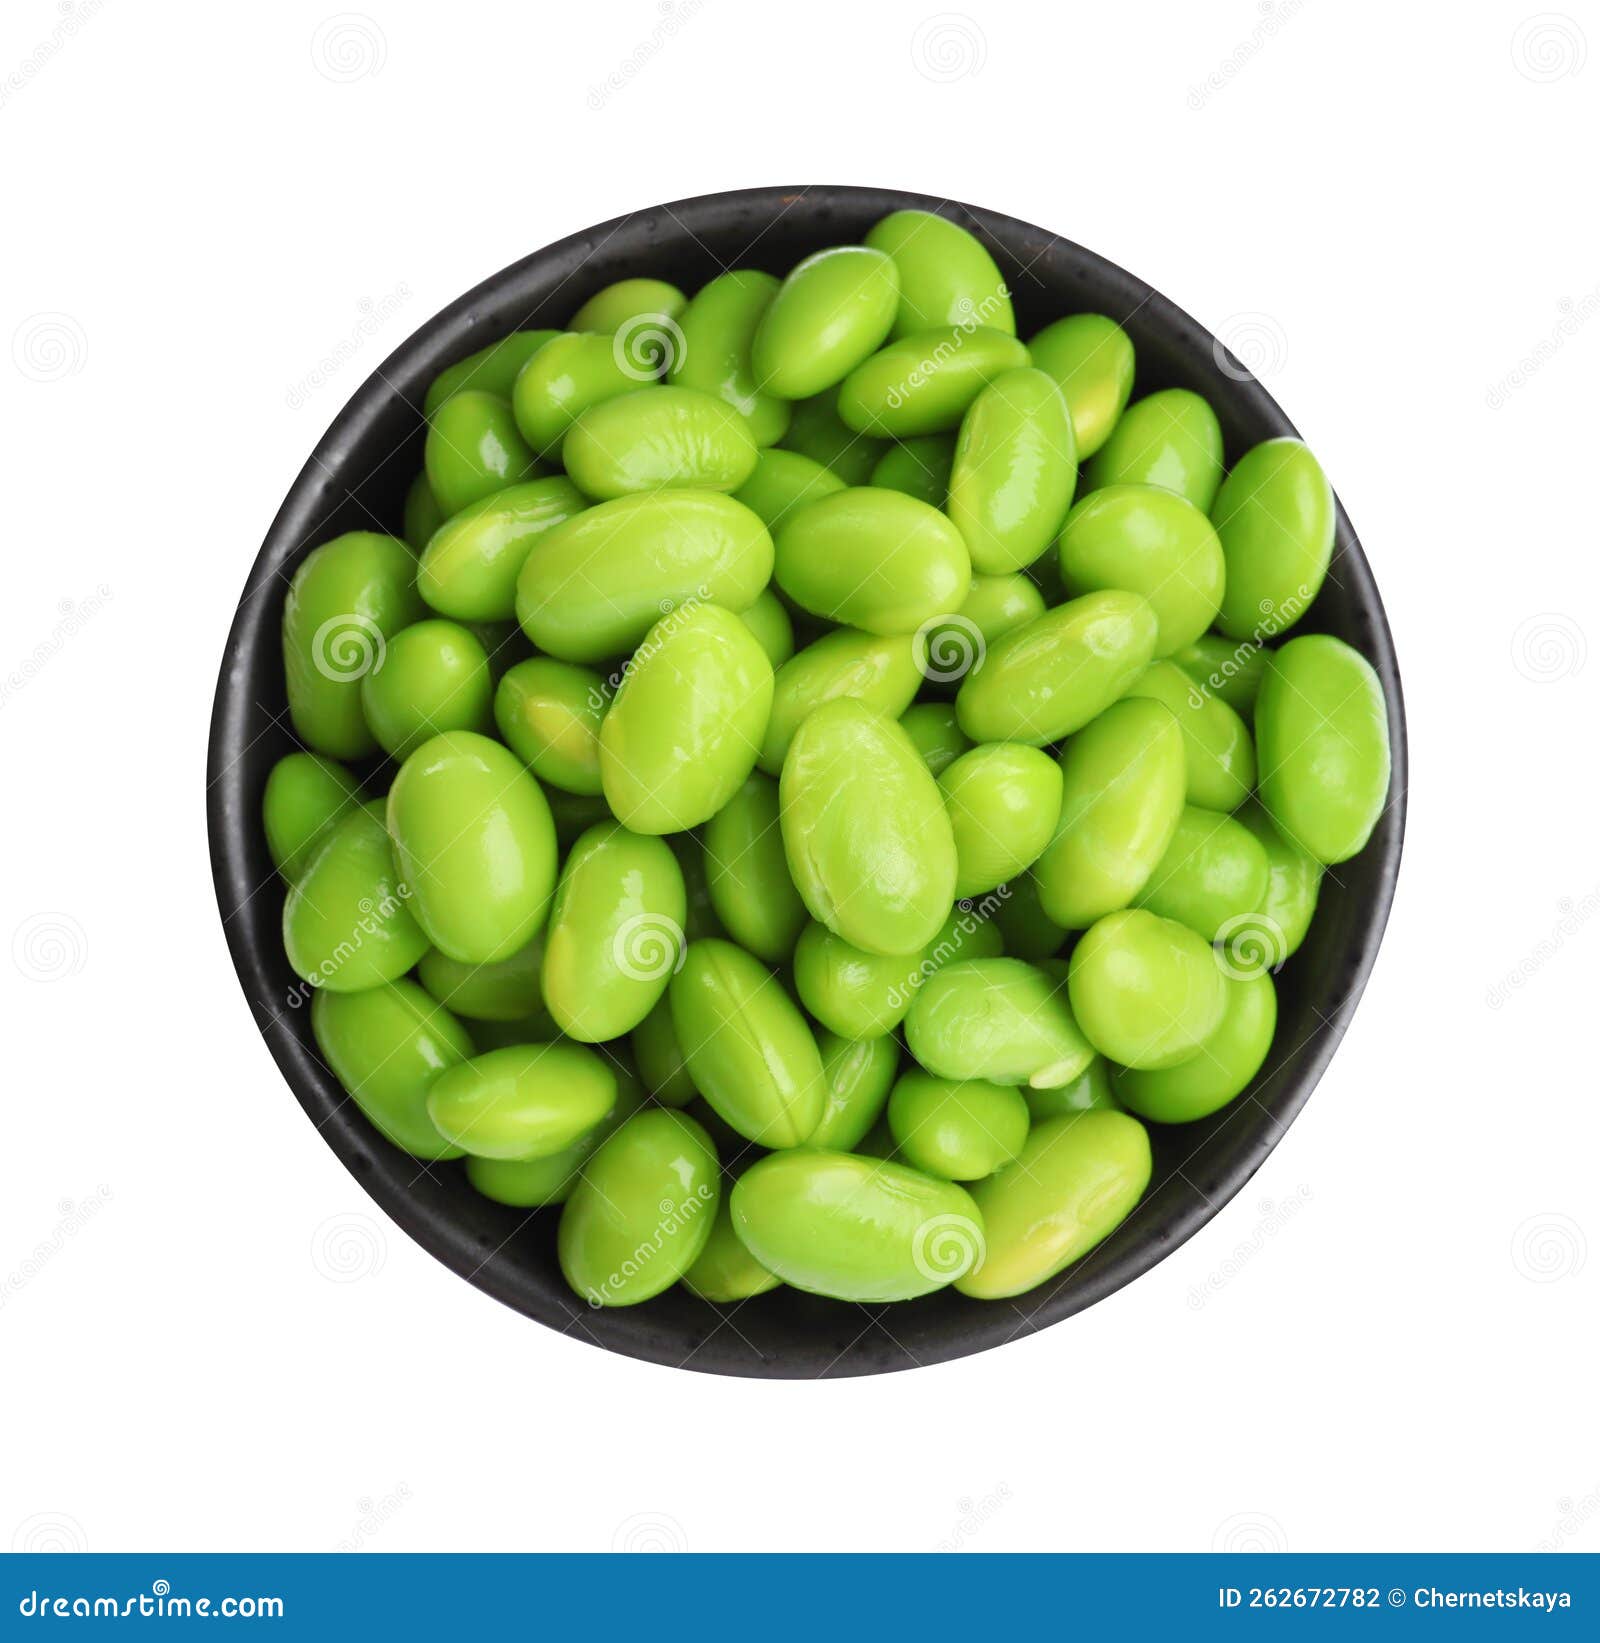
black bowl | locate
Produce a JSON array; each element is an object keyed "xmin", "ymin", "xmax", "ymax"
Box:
[{"xmin": 207, "ymin": 184, "xmax": 1407, "ymax": 1377}]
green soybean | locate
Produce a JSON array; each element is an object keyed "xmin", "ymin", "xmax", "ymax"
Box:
[
  {"xmin": 263, "ymin": 752, "xmax": 361, "ymax": 880},
  {"xmin": 905, "ymin": 957, "xmax": 1094, "ymax": 1089},
  {"xmin": 1122, "ymin": 659, "xmax": 1256, "ymax": 812},
  {"xmin": 417, "ymin": 476, "xmax": 586, "ymax": 621},
  {"xmin": 1171, "ymin": 634, "xmax": 1268, "ymax": 716},
  {"xmin": 947, "ymin": 367, "xmax": 1078, "ymax": 573},
  {"xmin": 791, "ymin": 919, "xmax": 927, "ymax": 1041},
  {"xmin": 387, "ymin": 730, "xmax": 557, "ymax": 964},
  {"xmin": 1067, "ymin": 908, "xmax": 1227, "ymax": 1069},
  {"xmin": 569, "ymin": 277, "xmax": 687, "ymax": 336},
  {"xmin": 1211, "ymin": 437, "xmax": 1334, "ymax": 641},
  {"xmin": 493, "ymin": 657, "xmax": 608, "ymax": 796},
  {"xmin": 733, "ymin": 587, "xmax": 795, "ymax": 668},
  {"xmin": 669, "ymin": 269, "xmax": 791, "ymax": 447},
  {"xmin": 283, "ymin": 802, "xmax": 429, "ymax": 991},
  {"xmin": 775, "ymin": 486, "xmax": 971, "ymax": 635},
  {"xmin": 1255, "ymin": 634, "xmax": 1390, "ymax": 864},
  {"xmin": 704, "ymin": 773, "xmax": 807, "ymax": 963},
  {"xmin": 465, "ymin": 1073, "xmax": 647, "ymax": 1208},
  {"xmin": 563, "ymin": 384, "xmax": 759, "ymax": 500},
  {"xmin": 1057, "ymin": 484, "xmax": 1225, "ymax": 655},
  {"xmin": 403, "ymin": 472, "xmax": 445, "ymax": 550},
  {"xmin": 425, "ymin": 389, "xmax": 539, "ymax": 516},
  {"xmin": 418, "ymin": 932, "xmax": 553, "ymax": 1029},
  {"xmin": 311, "ymin": 981, "xmax": 470, "ymax": 1160},
  {"xmin": 1115, "ymin": 971, "xmax": 1277, "ymax": 1124},
  {"xmin": 558, "ymin": 1108, "xmax": 719, "ymax": 1306},
  {"xmin": 669, "ymin": 938, "xmax": 825, "ymax": 1147},
  {"xmin": 1234, "ymin": 801, "xmax": 1322, "ymax": 968},
  {"xmin": 427, "ymin": 1041, "xmax": 617, "ymax": 1160},
  {"xmin": 515, "ymin": 489, "xmax": 772, "ymax": 663},
  {"xmin": 888, "ymin": 1072, "xmax": 1030, "ymax": 1181},
  {"xmin": 1084, "ymin": 387, "xmax": 1224, "ymax": 511},
  {"xmin": 864, "ymin": 208, "xmax": 1015, "ymax": 339},
  {"xmin": 752, "ymin": 246, "xmax": 900, "ymax": 398},
  {"xmin": 542, "ymin": 822, "xmax": 687, "ymax": 1041},
  {"xmin": 869, "ymin": 434, "xmax": 955, "ymax": 507},
  {"xmin": 780, "ymin": 698, "xmax": 958, "ymax": 957},
  {"xmin": 1026, "ymin": 314, "xmax": 1136, "ymax": 460},
  {"xmin": 836, "ymin": 325, "xmax": 1031, "ymax": 437},
  {"xmin": 731, "ymin": 1150, "xmax": 985, "ymax": 1302},
  {"xmin": 733, "ymin": 447, "xmax": 847, "ymax": 530},
  {"xmin": 511, "ymin": 330, "xmax": 654, "ymax": 456},
  {"xmin": 629, "ymin": 994, "xmax": 699, "ymax": 1108},
  {"xmin": 810, "ymin": 1031, "xmax": 900, "ymax": 1150},
  {"xmin": 599, "ymin": 602, "xmax": 773, "ymax": 834},
  {"xmin": 900, "ymin": 701, "xmax": 972, "ymax": 775},
  {"xmin": 988, "ymin": 873, "xmax": 1069, "ymax": 961},
  {"xmin": 283, "ymin": 531, "xmax": 424, "ymax": 760},
  {"xmin": 1134, "ymin": 804, "xmax": 1271, "ymax": 942},
  {"xmin": 760, "ymin": 628, "xmax": 922, "ymax": 774},
  {"xmin": 778, "ymin": 392, "xmax": 885, "ymax": 483},
  {"xmin": 1024, "ymin": 1054, "xmax": 1118, "ymax": 1123},
  {"xmin": 939, "ymin": 743, "xmax": 1063, "ymax": 899},
  {"xmin": 1033, "ymin": 697, "xmax": 1186, "ymax": 929},
  {"xmin": 956, "ymin": 590, "xmax": 1158, "ymax": 746},
  {"xmin": 359, "ymin": 618, "xmax": 491, "ymax": 758},
  {"xmin": 425, "ymin": 329, "xmax": 561, "ymax": 416},
  {"xmin": 955, "ymin": 1110, "xmax": 1151, "ymax": 1299},
  {"xmin": 682, "ymin": 1185, "xmax": 781, "ymax": 1303}
]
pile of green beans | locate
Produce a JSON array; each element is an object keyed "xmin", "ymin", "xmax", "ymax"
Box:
[{"xmin": 267, "ymin": 209, "xmax": 1391, "ymax": 1313}]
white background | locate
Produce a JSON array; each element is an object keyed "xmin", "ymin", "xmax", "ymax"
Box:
[{"xmin": 3, "ymin": 0, "xmax": 1596, "ymax": 1556}]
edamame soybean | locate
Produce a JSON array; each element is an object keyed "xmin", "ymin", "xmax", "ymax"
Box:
[
  {"xmin": 1122, "ymin": 659, "xmax": 1256, "ymax": 812},
  {"xmin": 1115, "ymin": 971, "xmax": 1277, "ymax": 1124},
  {"xmin": 939, "ymin": 742, "xmax": 1063, "ymax": 898},
  {"xmin": 836, "ymin": 325, "xmax": 1031, "ymax": 437},
  {"xmin": 887, "ymin": 1071, "xmax": 1030, "ymax": 1181},
  {"xmin": 515, "ymin": 489, "xmax": 772, "ymax": 663},
  {"xmin": 731, "ymin": 1150, "xmax": 985, "ymax": 1302},
  {"xmin": 387, "ymin": 730, "xmax": 557, "ymax": 964},
  {"xmin": 864, "ymin": 208, "xmax": 1015, "ymax": 338},
  {"xmin": 1255, "ymin": 634, "xmax": 1390, "ymax": 864},
  {"xmin": 759, "ymin": 628, "xmax": 922, "ymax": 774},
  {"xmin": 599, "ymin": 602, "xmax": 774, "ymax": 834},
  {"xmin": 541, "ymin": 822, "xmax": 687, "ymax": 1041},
  {"xmin": 311, "ymin": 981, "xmax": 471, "ymax": 1160},
  {"xmin": 1133, "ymin": 803, "xmax": 1271, "ymax": 943},
  {"xmin": 905, "ymin": 957, "xmax": 1094, "ymax": 1089},
  {"xmin": 425, "ymin": 389, "xmax": 539, "ymax": 516},
  {"xmin": 563, "ymin": 385, "xmax": 759, "ymax": 499},
  {"xmin": 1067, "ymin": 908, "xmax": 1227, "ymax": 1069},
  {"xmin": 774, "ymin": 486, "xmax": 970, "ymax": 636},
  {"xmin": 494, "ymin": 657, "xmax": 609, "ymax": 796},
  {"xmin": 955, "ymin": 1110, "xmax": 1152, "ymax": 1299},
  {"xmin": 1026, "ymin": 314, "xmax": 1136, "ymax": 459},
  {"xmin": 558, "ymin": 1108, "xmax": 719, "ymax": 1307},
  {"xmin": 703, "ymin": 773, "xmax": 807, "ymax": 963},
  {"xmin": 1084, "ymin": 387, "xmax": 1224, "ymax": 511},
  {"xmin": 669, "ymin": 269, "xmax": 791, "ymax": 447},
  {"xmin": 669, "ymin": 938, "xmax": 824, "ymax": 1147},
  {"xmin": 418, "ymin": 475, "xmax": 585, "ymax": 621},
  {"xmin": 511, "ymin": 330, "xmax": 653, "ymax": 456},
  {"xmin": 810, "ymin": 1031, "xmax": 900, "ymax": 1150},
  {"xmin": 780, "ymin": 698, "xmax": 957, "ymax": 957},
  {"xmin": 426, "ymin": 1041, "xmax": 617, "ymax": 1160},
  {"xmin": 956, "ymin": 590, "xmax": 1158, "ymax": 746},
  {"xmin": 752, "ymin": 246, "xmax": 900, "ymax": 398},
  {"xmin": 262, "ymin": 752, "xmax": 361, "ymax": 880},
  {"xmin": 359, "ymin": 618, "xmax": 492, "ymax": 758}
]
